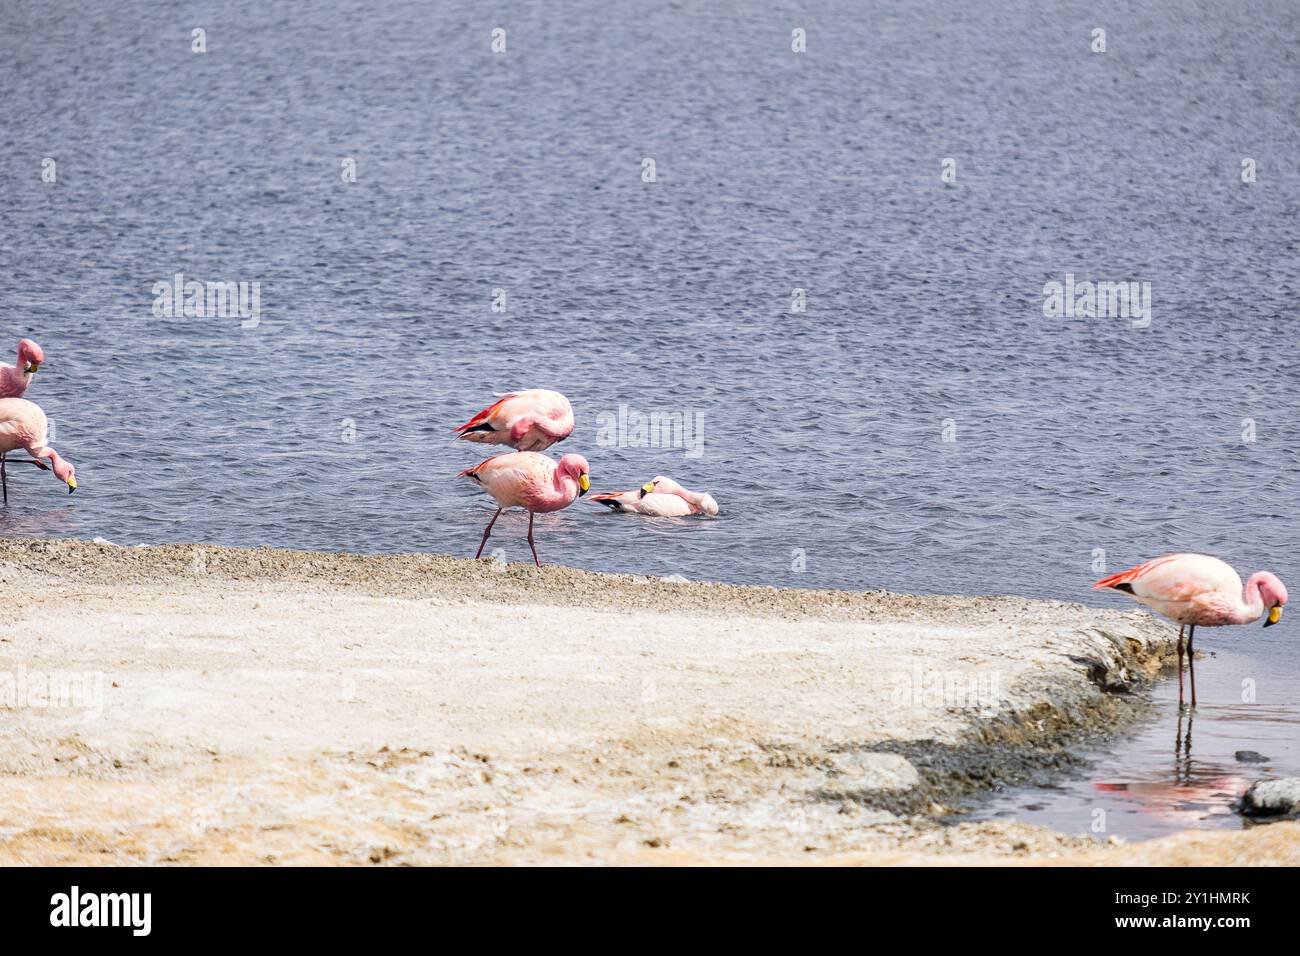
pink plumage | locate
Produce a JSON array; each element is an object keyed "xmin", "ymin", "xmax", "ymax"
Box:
[
  {"xmin": 640, "ymin": 476, "xmax": 719, "ymax": 516},
  {"xmin": 0, "ymin": 397, "xmax": 77, "ymax": 497},
  {"xmin": 590, "ymin": 489, "xmax": 692, "ymax": 516},
  {"xmin": 0, "ymin": 339, "xmax": 45, "ymax": 399},
  {"xmin": 1094, "ymin": 552, "xmax": 1286, "ymax": 627},
  {"xmin": 453, "ymin": 389, "xmax": 574, "ymax": 452},
  {"xmin": 590, "ymin": 482, "xmax": 710, "ymax": 517},
  {"xmin": 460, "ymin": 451, "xmax": 590, "ymax": 565},
  {"xmin": 1095, "ymin": 552, "xmax": 1287, "ymax": 707}
]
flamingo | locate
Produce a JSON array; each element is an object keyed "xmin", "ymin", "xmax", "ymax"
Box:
[
  {"xmin": 0, "ymin": 398, "xmax": 77, "ymax": 503},
  {"xmin": 1094, "ymin": 553, "xmax": 1287, "ymax": 708},
  {"xmin": 591, "ymin": 484, "xmax": 705, "ymax": 516},
  {"xmin": 637, "ymin": 476, "xmax": 719, "ymax": 516},
  {"xmin": 453, "ymin": 389, "xmax": 574, "ymax": 452},
  {"xmin": 0, "ymin": 339, "xmax": 44, "ymax": 399},
  {"xmin": 459, "ymin": 451, "xmax": 589, "ymax": 566}
]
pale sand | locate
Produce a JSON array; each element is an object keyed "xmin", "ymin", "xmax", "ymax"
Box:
[{"xmin": 0, "ymin": 538, "xmax": 1294, "ymax": 865}]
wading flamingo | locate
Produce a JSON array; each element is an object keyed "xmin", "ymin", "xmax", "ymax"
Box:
[
  {"xmin": 638, "ymin": 476, "xmax": 719, "ymax": 516},
  {"xmin": 0, "ymin": 398, "xmax": 77, "ymax": 503},
  {"xmin": 453, "ymin": 389, "xmax": 574, "ymax": 452},
  {"xmin": 0, "ymin": 339, "xmax": 44, "ymax": 399},
  {"xmin": 459, "ymin": 451, "xmax": 589, "ymax": 566},
  {"xmin": 1094, "ymin": 553, "xmax": 1287, "ymax": 708}
]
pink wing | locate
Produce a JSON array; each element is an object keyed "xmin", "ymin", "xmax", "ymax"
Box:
[
  {"xmin": 1095, "ymin": 553, "xmax": 1239, "ymax": 603},
  {"xmin": 1093, "ymin": 554, "xmax": 1182, "ymax": 591}
]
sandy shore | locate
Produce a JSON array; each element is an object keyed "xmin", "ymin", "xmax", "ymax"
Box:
[{"xmin": 0, "ymin": 537, "xmax": 1296, "ymax": 865}]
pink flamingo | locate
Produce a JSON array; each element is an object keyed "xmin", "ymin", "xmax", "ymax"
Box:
[
  {"xmin": 0, "ymin": 339, "xmax": 44, "ymax": 399},
  {"xmin": 453, "ymin": 389, "xmax": 574, "ymax": 452},
  {"xmin": 0, "ymin": 398, "xmax": 77, "ymax": 502},
  {"xmin": 459, "ymin": 451, "xmax": 589, "ymax": 566},
  {"xmin": 590, "ymin": 489, "xmax": 692, "ymax": 516},
  {"xmin": 1094, "ymin": 553, "xmax": 1287, "ymax": 708},
  {"xmin": 591, "ymin": 482, "xmax": 710, "ymax": 516},
  {"xmin": 636, "ymin": 476, "xmax": 719, "ymax": 516}
]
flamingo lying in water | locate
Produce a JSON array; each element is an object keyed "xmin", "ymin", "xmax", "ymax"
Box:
[
  {"xmin": 0, "ymin": 398, "xmax": 77, "ymax": 502},
  {"xmin": 0, "ymin": 339, "xmax": 44, "ymax": 399},
  {"xmin": 590, "ymin": 488, "xmax": 694, "ymax": 516},
  {"xmin": 640, "ymin": 476, "xmax": 718, "ymax": 516},
  {"xmin": 453, "ymin": 389, "xmax": 573, "ymax": 452},
  {"xmin": 1094, "ymin": 553, "xmax": 1287, "ymax": 708},
  {"xmin": 459, "ymin": 451, "xmax": 589, "ymax": 566},
  {"xmin": 591, "ymin": 478, "xmax": 719, "ymax": 517}
]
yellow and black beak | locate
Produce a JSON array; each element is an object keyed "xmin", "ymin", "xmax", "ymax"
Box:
[
  {"xmin": 639, "ymin": 482, "xmax": 654, "ymax": 499},
  {"xmin": 578, "ymin": 474, "xmax": 589, "ymax": 496},
  {"xmin": 24, "ymin": 362, "xmax": 38, "ymax": 375},
  {"xmin": 66, "ymin": 476, "xmax": 77, "ymax": 494},
  {"xmin": 1264, "ymin": 605, "xmax": 1282, "ymax": 627}
]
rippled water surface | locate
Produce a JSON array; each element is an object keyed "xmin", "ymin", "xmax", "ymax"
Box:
[{"xmin": 1, "ymin": 1, "xmax": 1297, "ymax": 838}]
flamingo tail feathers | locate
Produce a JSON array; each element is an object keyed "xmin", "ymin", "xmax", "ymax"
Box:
[{"xmin": 453, "ymin": 393, "xmax": 519, "ymax": 435}]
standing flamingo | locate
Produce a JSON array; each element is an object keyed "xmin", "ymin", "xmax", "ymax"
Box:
[
  {"xmin": 1094, "ymin": 553, "xmax": 1286, "ymax": 708},
  {"xmin": 0, "ymin": 339, "xmax": 44, "ymax": 399},
  {"xmin": 0, "ymin": 398, "xmax": 77, "ymax": 502},
  {"xmin": 638, "ymin": 476, "xmax": 719, "ymax": 516},
  {"xmin": 459, "ymin": 451, "xmax": 589, "ymax": 566},
  {"xmin": 453, "ymin": 389, "xmax": 573, "ymax": 452}
]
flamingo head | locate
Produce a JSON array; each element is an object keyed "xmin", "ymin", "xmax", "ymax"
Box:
[
  {"xmin": 640, "ymin": 476, "xmax": 678, "ymax": 498},
  {"xmin": 1253, "ymin": 572, "xmax": 1288, "ymax": 627},
  {"xmin": 557, "ymin": 454, "xmax": 590, "ymax": 496},
  {"xmin": 17, "ymin": 339, "xmax": 43, "ymax": 375},
  {"xmin": 51, "ymin": 455, "xmax": 76, "ymax": 493}
]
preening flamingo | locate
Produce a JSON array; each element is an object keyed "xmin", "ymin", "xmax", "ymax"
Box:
[
  {"xmin": 0, "ymin": 339, "xmax": 44, "ymax": 399},
  {"xmin": 591, "ymin": 484, "xmax": 704, "ymax": 516},
  {"xmin": 1094, "ymin": 553, "xmax": 1287, "ymax": 707},
  {"xmin": 0, "ymin": 398, "xmax": 77, "ymax": 502},
  {"xmin": 453, "ymin": 389, "xmax": 574, "ymax": 452},
  {"xmin": 638, "ymin": 476, "xmax": 719, "ymax": 516},
  {"xmin": 459, "ymin": 451, "xmax": 589, "ymax": 566}
]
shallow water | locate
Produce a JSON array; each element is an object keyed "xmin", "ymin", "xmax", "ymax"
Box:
[
  {"xmin": 1, "ymin": 1, "xmax": 1297, "ymax": 838},
  {"xmin": 970, "ymin": 640, "xmax": 1300, "ymax": 840}
]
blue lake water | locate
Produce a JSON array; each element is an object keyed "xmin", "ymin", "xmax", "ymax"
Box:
[{"xmin": 1, "ymin": 0, "xmax": 1297, "ymax": 838}]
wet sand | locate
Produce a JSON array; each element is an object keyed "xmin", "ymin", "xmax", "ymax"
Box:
[{"xmin": 0, "ymin": 538, "xmax": 1295, "ymax": 865}]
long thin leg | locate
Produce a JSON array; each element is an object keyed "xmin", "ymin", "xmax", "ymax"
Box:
[
  {"xmin": 1187, "ymin": 624, "xmax": 1197, "ymax": 708},
  {"xmin": 1176, "ymin": 624, "xmax": 1185, "ymax": 709},
  {"xmin": 474, "ymin": 508, "xmax": 503, "ymax": 558},
  {"xmin": 2, "ymin": 451, "xmax": 7, "ymax": 505},
  {"xmin": 526, "ymin": 512, "xmax": 540, "ymax": 567}
]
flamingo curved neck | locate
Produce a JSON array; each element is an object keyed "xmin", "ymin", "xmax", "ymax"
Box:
[
  {"xmin": 552, "ymin": 471, "xmax": 578, "ymax": 502},
  {"xmin": 1236, "ymin": 579, "xmax": 1267, "ymax": 625}
]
